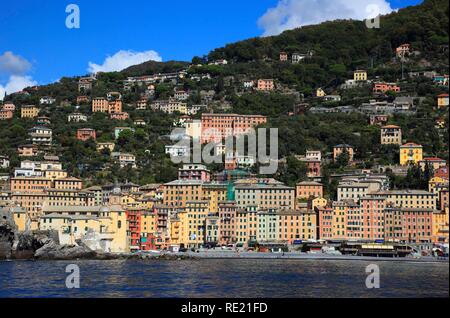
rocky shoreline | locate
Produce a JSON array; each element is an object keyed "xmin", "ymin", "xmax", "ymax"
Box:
[{"xmin": 1, "ymin": 211, "xmax": 194, "ymax": 261}]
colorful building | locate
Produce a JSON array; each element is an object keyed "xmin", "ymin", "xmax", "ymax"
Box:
[
  {"xmin": 354, "ymin": 70, "xmax": 367, "ymax": 81},
  {"xmin": 296, "ymin": 181, "xmax": 323, "ymax": 200},
  {"xmin": 201, "ymin": 113, "xmax": 267, "ymax": 143},
  {"xmin": 381, "ymin": 125, "xmax": 402, "ymax": 145},
  {"xmin": 21, "ymin": 105, "xmax": 39, "ymax": 118},
  {"xmin": 76, "ymin": 128, "xmax": 96, "ymax": 141},
  {"xmin": 333, "ymin": 144, "xmax": 354, "ymax": 162},
  {"xmin": 437, "ymin": 94, "xmax": 449, "ymax": 108},
  {"xmin": 400, "ymin": 143, "xmax": 423, "ymax": 166}
]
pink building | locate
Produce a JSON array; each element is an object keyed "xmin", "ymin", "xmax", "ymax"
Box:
[
  {"xmin": 384, "ymin": 206, "xmax": 433, "ymax": 243},
  {"xmin": 373, "ymin": 83, "xmax": 401, "ymax": 93},
  {"xmin": 218, "ymin": 201, "xmax": 237, "ymax": 245},
  {"xmin": 360, "ymin": 197, "xmax": 386, "ymax": 241},
  {"xmin": 178, "ymin": 164, "xmax": 211, "ymax": 182},
  {"xmin": 76, "ymin": 128, "xmax": 96, "ymax": 141},
  {"xmin": 201, "ymin": 113, "xmax": 267, "ymax": 143},
  {"xmin": 316, "ymin": 206, "xmax": 333, "ymax": 240},
  {"xmin": 2, "ymin": 102, "xmax": 15, "ymax": 111},
  {"xmin": 256, "ymin": 79, "xmax": 274, "ymax": 91}
]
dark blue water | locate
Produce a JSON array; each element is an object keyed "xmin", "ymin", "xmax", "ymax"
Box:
[{"xmin": 0, "ymin": 259, "xmax": 448, "ymax": 297}]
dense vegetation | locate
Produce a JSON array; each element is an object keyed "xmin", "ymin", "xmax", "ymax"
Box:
[{"xmin": 1, "ymin": 0, "xmax": 448, "ymax": 195}]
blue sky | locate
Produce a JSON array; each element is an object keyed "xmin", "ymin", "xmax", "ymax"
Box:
[{"xmin": 0, "ymin": 0, "xmax": 422, "ymax": 96}]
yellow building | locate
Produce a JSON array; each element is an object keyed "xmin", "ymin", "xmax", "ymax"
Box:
[
  {"xmin": 429, "ymin": 177, "xmax": 449, "ymax": 195},
  {"xmin": 400, "ymin": 143, "xmax": 423, "ymax": 166},
  {"xmin": 371, "ymin": 190, "xmax": 436, "ymax": 210},
  {"xmin": 162, "ymin": 180, "xmax": 203, "ymax": 208},
  {"xmin": 39, "ymin": 205, "xmax": 129, "ymax": 253},
  {"xmin": 202, "ymin": 183, "xmax": 228, "ymax": 212},
  {"xmin": 381, "ymin": 125, "xmax": 402, "ymax": 145},
  {"xmin": 354, "ymin": 70, "xmax": 368, "ymax": 81},
  {"xmin": 97, "ymin": 142, "xmax": 115, "ymax": 153},
  {"xmin": 316, "ymin": 88, "xmax": 326, "ymax": 97},
  {"xmin": 236, "ymin": 207, "xmax": 258, "ymax": 245},
  {"xmin": 169, "ymin": 216, "xmax": 182, "ymax": 245},
  {"xmin": 10, "ymin": 207, "xmax": 30, "ymax": 232},
  {"xmin": 139, "ymin": 209, "xmax": 158, "ymax": 245},
  {"xmin": 432, "ymin": 209, "xmax": 449, "ymax": 243},
  {"xmin": 311, "ymin": 197, "xmax": 327, "ymax": 210},
  {"xmin": 21, "ymin": 105, "xmax": 39, "ymax": 118},
  {"xmin": 185, "ymin": 201, "xmax": 210, "ymax": 248},
  {"xmin": 331, "ymin": 202, "xmax": 348, "ymax": 240}
]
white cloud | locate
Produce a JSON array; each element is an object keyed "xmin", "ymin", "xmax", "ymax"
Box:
[
  {"xmin": 88, "ymin": 50, "xmax": 163, "ymax": 73},
  {"xmin": 258, "ymin": 0, "xmax": 394, "ymax": 36},
  {"xmin": 0, "ymin": 75, "xmax": 37, "ymax": 100},
  {"xmin": 0, "ymin": 51, "xmax": 32, "ymax": 75}
]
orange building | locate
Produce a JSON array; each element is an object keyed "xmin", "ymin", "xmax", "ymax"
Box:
[
  {"xmin": 256, "ymin": 79, "xmax": 274, "ymax": 91},
  {"xmin": 396, "ymin": 44, "xmax": 411, "ymax": 57},
  {"xmin": 384, "ymin": 206, "xmax": 433, "ymax": 243},
  {"xmin": 0, "ymin": 109, "xmax": 13, "ymax": 120},
  {"xmin": 296, "ymin": 181, "xmax": 323, "ymax": 200},
  {"xmin": 76, "ymin": 128, "xmax": 96, "ymax": 141},
  {"xmin": 10, "ymin": 177, "xmax": 52, "ymax": 193},
  {"xmin": 162, "ymin": 180, "xmax": 203, "ymax": 208},
  {"xmin": 278, "ymin": 209, "xmax": 316, "ymax": 243},
  {"xmin": 360, "ymin": 197, "xmax": 386, "ymax": 241},
  {"xmin": 92, "ymin": 98, "xmax": 122, "ymax": 114}
]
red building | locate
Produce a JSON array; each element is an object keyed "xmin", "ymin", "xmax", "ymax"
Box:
[
  {"xmin": 434, "ymin": 166, "xmax": 449, "ymax": 180},
  {"xmin": 305, "ymin": 159, "xmax": 321, "ymax": 177},
  {"xmin": 369, "ymin": 114, "xmax": 388, "ymax": 126},
  {"xmin": 126, "ymin": 209, "xmax": 156, "ymax": 252},
  {"xmin": 373, "ymin": 83, "xmax": 401, "ymax": 93},
  {"xmin": 76, "ymin": 128, "xmax": 96, "ymax": 141},
  {"xmin": 201, "ymin": 113, "xmax": 267, "ymax": 143}
]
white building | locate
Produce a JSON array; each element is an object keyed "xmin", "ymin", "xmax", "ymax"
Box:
[
  {"xmin": 68, "ymin": 113, "xmax": 88, "ymax": 122},
  {"xmin": 0, "ymin": 155, "xmax": 9, "ymax": 169},
  {"xmin": 111, "ymin": 152, "xmax": 136, "ymax": 168},
  {"xmin": 29, "ymin": 126, "xmax": 52, "ymax": 146},
  {"xmin": 187, "ymin": 104, "xmax": 207, "ymax": 115},
  {"xmin": 39, "ymin": 97, "xmax": 56, "ymax": 105},
  {"xmin": 243, "ymin": 80, "xmax": 254, "ymax": 89},
  {"xmin": 306, "ymin": 150, "xmax": 321, "ymax": 162},
  {"xmin": 165, "ymin": 145, "xmax": 189, "ymax": 158},
  {"xmin": 174, "ymin": 90, "xmax": 189, "ymax": 101}
]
